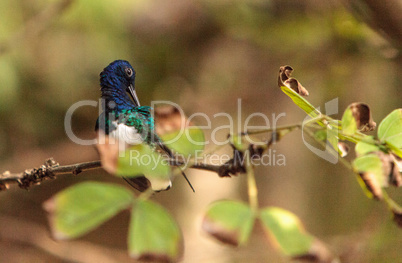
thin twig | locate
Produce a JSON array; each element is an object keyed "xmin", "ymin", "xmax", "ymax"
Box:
[
  {"xmin": 240, "ymin": 123, "xmax": 302, "ymax": 136},
  {"xmin": 245, "ymin": 150, "xmax": 259, "ymax": 214}
]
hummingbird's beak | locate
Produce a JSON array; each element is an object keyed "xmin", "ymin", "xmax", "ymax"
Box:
[{"xmin": 127, "ymin": 84, "xmax": 140, "ymax": 107}]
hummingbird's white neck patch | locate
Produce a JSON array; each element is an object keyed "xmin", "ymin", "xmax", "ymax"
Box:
[{"xmin": 109, "ymin": 121, "xmax": 144, "ymax": 145}]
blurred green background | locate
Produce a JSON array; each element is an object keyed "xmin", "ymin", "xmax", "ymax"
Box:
[{"xmin": 0, "ymin": 0, "xmax": 401, "ymax": 262}]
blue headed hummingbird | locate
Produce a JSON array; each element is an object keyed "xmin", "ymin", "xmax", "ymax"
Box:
[{"xmin": 95, "ymin": 60, "xmax": 193, "ymax": 192}]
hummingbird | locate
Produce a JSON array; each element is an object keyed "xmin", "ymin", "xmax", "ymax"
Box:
[{"xmin": 95, "ymin": 60, "xmax": 193, "ymax": 192}]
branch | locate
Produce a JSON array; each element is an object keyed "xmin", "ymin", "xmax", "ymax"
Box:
[
  {"xmin": 240, "ymin": 123, "xmax": 301, "ymax": 136},
  {"xmin": 0, "ymin": 125, "xmax": 289, "ymax": 191},
  {"xmin": 0, "ymin": 158, "xmax": 226, "ymax": 192},
  {"xmin": 0, "ymin": 158, "xmax": 101, "ymax": 191}
]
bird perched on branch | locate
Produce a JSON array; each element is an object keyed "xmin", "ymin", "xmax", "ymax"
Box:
[{"xmin": 95, "ymin": 60, "xmax": 193, "ymax": 192}]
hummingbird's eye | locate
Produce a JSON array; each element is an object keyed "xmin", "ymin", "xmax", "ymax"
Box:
[{"xmin": 125, "ymin": 68, "xmax": 133, "ymax": 77}]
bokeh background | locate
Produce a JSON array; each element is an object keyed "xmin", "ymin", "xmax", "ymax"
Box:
[{"xmin": 0, "ymin": 0, "xmax": 401, "ymax": 262}]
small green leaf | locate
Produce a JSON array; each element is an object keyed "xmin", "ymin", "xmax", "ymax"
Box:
[
  {"xmin": 355, "ymin": 141, "xmax": 380, "ymax": 156},
  {"xmin": 353, "ymin": 154, "xmax": 386, "ymax": 187},
  {"xmin": 160, "ymin": 127, "xmax": 205, "ymax": 157},
  {"xmin": 378, "ymin": 109, "xmax": 402, "ymax": 148},
  {"xmin": 280, "ymin": 85, "xmax": 321, "ymax": 119},
  {"xmin": 43, "ymin": 182, "xmax": 134, "ymax": 240},
  {"xmin": 353, "ymin": 154, "xmax": 388, "ymax": 192},
  {"xmin": 202, "ymin": 200, "xmax": 255, "ymax": 246},
  {"xmin": 353, "ymin": 153, "xmax": 387, "ymax": 199},
  {"xmin": 341, "ymin": 107, "xmax": 357, "ymax": 135},
  {"xmin": 117, "ymin": 143, "xmax": 170, "ymax": 178},
  {"xmin": 259, "ymin": 207, "xmax": 314, "ymax": 256},
  {"xmin": 129, "ymin": 199, "xmax": 183, "ymax": 262}
]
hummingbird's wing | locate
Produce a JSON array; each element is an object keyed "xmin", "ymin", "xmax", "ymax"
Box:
[{"xmin": 123, "ymin": 176, "xmax": 151, "ymax": 192}]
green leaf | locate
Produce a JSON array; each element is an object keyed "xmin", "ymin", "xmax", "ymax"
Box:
[
  {"xmin": 117, "ymin": 144, "xmax": 171, "ymax": 191},
  {"xmin": 280, "ymin": 85, "xmax": 321, "ymax": 119},
  {"xmin": 202, "ymin": 200, "xmax": 255, "ymax": 246},
  {"xmin": 341, "ymin": 107, "xmax": 357, "ymax": 135},
  {"xmin": 355, "ymin": 141, "xmax": 380, "ymax": 156},
  {"xmin": 259, "ymin": 207, "xmax": 314, "ymax": 256},
  {"xmin": 117, "ymin": 143, "xmax": 170, "ymax": 178},
  {"xmin": 43, "ymin": 182, "xmax": 134, "ymax": 240},
  {"xmin": 353, "ymin": 154, "xmax": 385, "ymax": 187},
  {"xmin": 129, "ymin": 199, "xmax": 182, "ymax": 261},
  {"xmin": 160, "ymin": 127, "xmax": 205, "ymax": 157},
  {"xmin": 378, "ymin": 109, "xmax": 402, "ymax": 148}
]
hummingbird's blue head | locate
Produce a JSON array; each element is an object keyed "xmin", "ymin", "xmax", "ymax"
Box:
[{"xmin": 100, "ymin": 60, "xmax": 140, "ymax": 111}]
